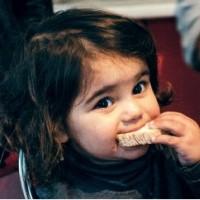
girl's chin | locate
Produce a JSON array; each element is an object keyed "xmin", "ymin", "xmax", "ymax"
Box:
[{"xmin": 116, "ymin": 144, "xmax": 150, "ymax": 160}]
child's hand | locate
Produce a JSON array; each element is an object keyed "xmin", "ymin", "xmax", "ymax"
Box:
[{"xmin": 150, "ymin": 112, "xmax": 200, "ymax": 165}]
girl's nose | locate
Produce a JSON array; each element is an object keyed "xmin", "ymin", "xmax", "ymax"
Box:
[{"xmin": 120, "ymin": 98, "xmax": 143, "ymax": 125}]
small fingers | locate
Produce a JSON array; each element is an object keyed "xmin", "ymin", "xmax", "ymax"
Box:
[
  {"xmin": 149, "ymin": 112, "xmax": 197, "ymax": 137},
  {"xmin": 155, "ymin": 112, "xmax": 198, "ymax": 127},
  {"xmin": 152, "ymin": 134, "xmax": 180, "ymax": 148},
  {"xmin": 149, "ymin": 119, "xmax": 184, "ymax": 136}
]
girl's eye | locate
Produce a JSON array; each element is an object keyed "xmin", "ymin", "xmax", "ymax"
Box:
[
  {"xmin": 94, "ymin": 97, "xmax": 113, "ymax": 109},
  {"xmin": 133, "ymin": 81, "xmax": 146, "ymax": 94}
]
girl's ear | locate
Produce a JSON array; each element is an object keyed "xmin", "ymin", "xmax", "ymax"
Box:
[{"xmin": 54, "ymin": 123, "xmax": 69, "ymax": 144}]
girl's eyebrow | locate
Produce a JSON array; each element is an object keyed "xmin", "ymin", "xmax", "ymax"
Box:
[
  {"xmin": 85, "ymin": 84, "xmax": 117, "ymax": 104},
  {"xmin": 85, "ymin": 69, "xmax": 149, "ymax": 104}
]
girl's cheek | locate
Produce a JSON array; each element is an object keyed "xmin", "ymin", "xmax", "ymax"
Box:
[{"xmin": 149, "ymin": 101, "xmax": 160, "ymax": 119}]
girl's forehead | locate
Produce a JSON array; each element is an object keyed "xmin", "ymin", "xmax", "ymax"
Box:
[
  {"xmin": 79, "ymin": 54, "xmax": 149, "ymax": 97},
  {"xmin": 89, "ymin": 54, "xmax": 148, "ymax": 81}
]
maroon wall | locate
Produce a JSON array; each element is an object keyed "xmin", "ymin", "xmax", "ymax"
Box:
[{"xmin": 146, "ymin": 17, "xmax": 200, "ymax": 123}]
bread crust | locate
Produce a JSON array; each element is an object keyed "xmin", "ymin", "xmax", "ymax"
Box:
[{"xmin": 117, "ymin": 124, "xmax": 161, "ymax": 147}]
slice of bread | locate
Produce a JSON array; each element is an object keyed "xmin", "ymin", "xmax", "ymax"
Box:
[{"xmin": 117, "ymin": 124, "xmax": 161, "ymax": 147}]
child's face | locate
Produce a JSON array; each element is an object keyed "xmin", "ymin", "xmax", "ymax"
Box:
[{"xmin": 66, "ymin": 54, "xmax": 160, "ymax": 160}]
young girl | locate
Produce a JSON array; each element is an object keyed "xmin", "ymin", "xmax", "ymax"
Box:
[{"xmin": 1, "ymin": 8, "xmax": 200, "ymax": 198}]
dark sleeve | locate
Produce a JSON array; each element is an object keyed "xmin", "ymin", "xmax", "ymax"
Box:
[
  {"xmin": 157, "ymin": 145, "xmax": 200, "ymax": 197},
  {"xmin": 177, "ymin": 162, "xmax": 200, "ymax": 197}
]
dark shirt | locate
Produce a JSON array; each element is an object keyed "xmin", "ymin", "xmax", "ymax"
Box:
[{"xmin": 35, "ymin": 143, "xmax": 200, "ymax": 198}]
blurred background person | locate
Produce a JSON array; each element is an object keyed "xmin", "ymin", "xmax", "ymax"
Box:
[{"xmin": 176, "ymin": 0, "xmax": 200, "ymax": 71}]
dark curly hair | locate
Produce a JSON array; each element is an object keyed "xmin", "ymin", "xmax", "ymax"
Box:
[{"xmin": 0, "ymin": 8, "xmax": 173, "ymax": 184}]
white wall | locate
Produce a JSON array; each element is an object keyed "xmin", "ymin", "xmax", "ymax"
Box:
[{"xmin": 53, "ymin": 0, "xmax": 176, "ymax": 19}]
